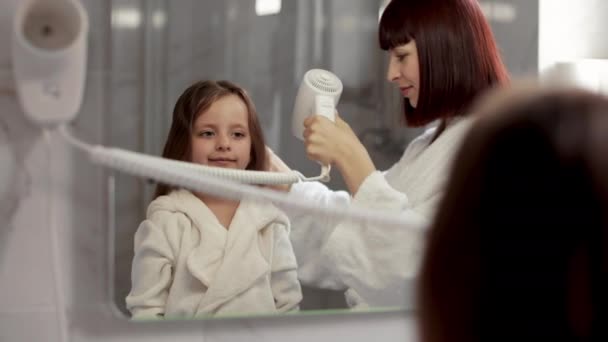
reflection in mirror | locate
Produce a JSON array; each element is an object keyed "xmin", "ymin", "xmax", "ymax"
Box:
[
  {"xmin": 122, "ymin": 183, "xmax": 418, "ymax": 319},
  {"xmin": 108, "ymin": 0, "xmax": 539, "ymax": 320},
  {"xmin": 109, "ymin": 0, "xmax": 411, "ymax": 319}
]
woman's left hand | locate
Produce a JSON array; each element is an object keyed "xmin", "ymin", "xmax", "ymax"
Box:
[{"xmin": 264, "ymin": 146, "xmax": 293, "ymax": 192}]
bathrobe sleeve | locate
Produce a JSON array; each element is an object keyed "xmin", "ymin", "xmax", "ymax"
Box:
[
  {"xmin": 286, "ymin": 172, "xmax": 426, "ymax": 308},
  {"xmin": 282, "ymin": 119, "xmax": 471, "ymax": 307},
  {"xmin": 125, "ymin": 211, "xmax": 188, "ymax": 319},
  {"xmin": 284, "ymin": 181, "xmax": 352, "ymax": 290},
  {"xmin": 270, "ymin": 222, "xmax": 303, "ymax": 312}
]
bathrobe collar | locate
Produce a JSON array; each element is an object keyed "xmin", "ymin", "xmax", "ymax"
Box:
[{"xmin": 156, "ymin": 189, "xmax": 288, "ymax": 314}]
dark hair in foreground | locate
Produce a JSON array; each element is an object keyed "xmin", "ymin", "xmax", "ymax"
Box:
[
  {"xmin": 378, "ymin": 0, "xmax": 509, "ymax": 127},
  {"xmin": 419, "ymin": 87, "xmax": 608, "ymax": 341},
  {"xmin": 154, "ymin": 80, "xmax": 267, "ymax": 199}
]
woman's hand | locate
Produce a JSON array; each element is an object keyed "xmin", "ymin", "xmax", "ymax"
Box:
[
  {"xmin": 265, "ymin": 146, "xmax": 293, "ymax": 192},
  {"xmin": 303, "ymin": 113, "xmax": 376, "ymax": 194}
]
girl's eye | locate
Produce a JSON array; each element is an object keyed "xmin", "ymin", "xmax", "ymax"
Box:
[
  {"xmin": 198, "ymin": 131, "xmax": 214, "ymax": 137},
  {"xmin": 233, "ymin": 132, "xmax": 247, "ymax": 138},
  {"xmin": 397, "ymin": 54, "xmax": 408, "ymax": 62}
]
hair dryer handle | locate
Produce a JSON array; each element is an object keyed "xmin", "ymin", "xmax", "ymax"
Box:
[
  {"xmin": 315, "ymin": 95, "xmax": 336, "ymax": 121},
  {"xmin": 315, "ymin": 95, "xmax": 335, "ymax": 182}
]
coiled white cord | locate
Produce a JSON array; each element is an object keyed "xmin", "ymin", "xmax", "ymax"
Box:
[
  {"xmin": 57, "ymin": 125, "xmax": 424, "ymax": 228},
  {"xmin": 58, "ymin": 126, "xmax": 329, "ymax": 185}
]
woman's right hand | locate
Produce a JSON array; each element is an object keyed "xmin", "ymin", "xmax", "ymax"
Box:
[{"xmin": 303, "ymin": 113, "xmax": 376, "ymax": 195}]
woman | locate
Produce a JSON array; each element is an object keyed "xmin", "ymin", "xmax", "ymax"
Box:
[
  {"xmin": 419, "ymin": 86, "xmax": 608, "ymax": 341},
  {"xmin": 270, "ymin": 0, "xmax": 509, "ymax": 308}
]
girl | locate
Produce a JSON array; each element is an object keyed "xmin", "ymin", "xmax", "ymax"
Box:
[{"xmin": 126, "ymin": 80, "xmax": 302, "ymax": 319}]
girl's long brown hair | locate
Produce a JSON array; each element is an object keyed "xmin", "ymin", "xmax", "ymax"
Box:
[{"xmin": 154, "ymin": 80, "xmax": 267, "ymax": 199}]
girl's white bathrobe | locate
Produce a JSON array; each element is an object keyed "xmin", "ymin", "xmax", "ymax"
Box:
[
  {"xmin": 126, "ymin": 189, "xmax": 302, "ymax": 319},
  {"xmin": 284, "ymin": 118, "xmax": 474, "ymax": 308}
]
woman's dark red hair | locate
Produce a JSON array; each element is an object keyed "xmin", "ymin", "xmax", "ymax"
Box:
[{"xmin": 379, "ymin": 0, "xmax": 509, "ymax": 127}]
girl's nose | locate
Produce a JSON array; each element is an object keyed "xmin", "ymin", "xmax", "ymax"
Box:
[{"xmin": 216, "ymin": 135, "xmax": 231, "ymax": 151}]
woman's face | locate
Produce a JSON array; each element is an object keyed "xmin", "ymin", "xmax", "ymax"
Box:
[{"xmin": 386, "ymin": 40, "xmax": 420, "ymax": 107}]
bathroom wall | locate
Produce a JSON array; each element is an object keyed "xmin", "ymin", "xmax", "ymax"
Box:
[{"xmin": 539, "ymin": 0, "xmax": 608, "ymax": 71}]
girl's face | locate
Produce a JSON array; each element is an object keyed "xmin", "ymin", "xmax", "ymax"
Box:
[
  {"xmin": 191, "ymin": 94, "xmax": 252, "ymax": 170},
  {"xmin": 386, "ymin": 40, "xmax": 420, "ymax": 107}
]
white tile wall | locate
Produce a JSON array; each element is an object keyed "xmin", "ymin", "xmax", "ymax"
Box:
[{"xmin": 539, "ymin": 0, "xmax": 608, "ymax": 71}]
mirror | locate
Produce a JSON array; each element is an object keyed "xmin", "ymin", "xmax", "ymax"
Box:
[
  {"xmin": 108, "ymin": 0, "xmax": 414, "ymax": 319},
  {"xmin": 108, "ymin": 0, "xmax": 539, "ymax": 320}
]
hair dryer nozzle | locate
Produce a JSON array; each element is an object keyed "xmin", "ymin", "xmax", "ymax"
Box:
[{"xmin": 292, "ymin": 69, "xmax": 343, "ymax": 140}]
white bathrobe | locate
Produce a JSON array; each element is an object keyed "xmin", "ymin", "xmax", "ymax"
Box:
[
  {"xmin": 126, "ymin": 189, "xmax": 302, "ymax": 319},
  {"xmin": 284, "ymin": 117, "xmax": 474, "ymax": 308}
]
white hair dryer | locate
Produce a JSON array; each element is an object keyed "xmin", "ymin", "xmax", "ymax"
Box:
[
  {"xmin": 12, "ymin": 0, "xmax": 89, "ymax": 127},
  {"xmin": 292, "ymin": 69, "xmax": 343, "ymax": 181}
]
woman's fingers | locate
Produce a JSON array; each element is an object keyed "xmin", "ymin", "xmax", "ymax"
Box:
[
  {"xmin": 265, "ymin": 146, "xmax": 292, "ymax": 173},
  {"xmin": 303, "ymin": 121, "xmax": 337, "ymax": 165},
  {"xmin": 301, "ymin": 112, "xmax": 354, "ymax": 166},
  {"xmin": 264, "ymin": 146, "xmax": 293, "ymax": 192},
  {"xmin": 303, "ymin": 116, "xmax": 327, "ymax": 140},
  {"xmin": 303, "ymin": 115, "xmax": 315, "ymax": 127}
]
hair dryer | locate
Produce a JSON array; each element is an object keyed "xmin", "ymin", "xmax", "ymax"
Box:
[
  {"xmin": 12, "ymin": 0, "xmax": 89, "ymax": 127},
  {"xmin": 291, "ymin": 69, "xmax": 343, "ymax": 181}
]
